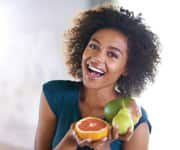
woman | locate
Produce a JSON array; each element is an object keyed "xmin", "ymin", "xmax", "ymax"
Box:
[{"xmin": 35, "ymin": 5, "xmax": 160, "ymax": 150}]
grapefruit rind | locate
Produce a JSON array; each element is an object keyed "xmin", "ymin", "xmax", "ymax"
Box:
[{"xmin": 75, "ymin": 117, "xmax": 108, "ymax": 141}]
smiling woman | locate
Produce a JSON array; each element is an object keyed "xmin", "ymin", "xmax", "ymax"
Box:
[
  {"xmin": 81, "ymin": 28, "xmax": 128, "ymax": 90},
  {"xmin": 35, "ymin": 4, "xmax": 160, "ymax": 150}
]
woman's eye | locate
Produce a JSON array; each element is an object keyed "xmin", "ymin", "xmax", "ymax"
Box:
[
  {"xmin": 107, "ymin": 51, "xmax": 119, "ymax": 59},
  {"xmin": 88, "ymin": 43, "xmax": 98, "ymax": 50}
]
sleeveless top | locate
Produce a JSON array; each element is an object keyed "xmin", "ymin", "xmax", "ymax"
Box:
[{"xmin": 43, "ymin": 80, "xmax": 152, "ymax": 150}]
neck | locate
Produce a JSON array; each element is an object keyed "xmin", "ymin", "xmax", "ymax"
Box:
[{"xmin": 80, "ymin": 85, "xmax": 118, "ymax": 109}]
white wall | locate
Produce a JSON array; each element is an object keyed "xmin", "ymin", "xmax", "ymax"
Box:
[
  {"xmin": 117, "ymin": 0, "xmax": 180, "ymax": 149},
  {"xmin": 0, "ymin": 0, "xmax": 87, "ymax": 149}
]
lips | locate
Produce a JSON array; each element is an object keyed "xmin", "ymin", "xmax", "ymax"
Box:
[
  {"xmin": 85, "ymin": 60, "xmax": 106, "ymax": 79},
  {"xmin": 88, "ymin": 64, "xmax": 105, "ymax": 74}
]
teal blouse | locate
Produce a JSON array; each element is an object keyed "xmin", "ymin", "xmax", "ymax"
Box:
[{"xmin": 43, "ymin": 80, "xmax": 151, "ymax": 150}]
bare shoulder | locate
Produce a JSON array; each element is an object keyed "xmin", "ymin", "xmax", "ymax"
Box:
[
  {"xmin": 39, "ymin": 93, "xmax": 56, "ymax": 121},
  {"xmin": 123, "ymin": 122, "xmax": 150, "ymax": 150},
  {"xmin": 34, "ymin": 93, "xmax": 57, "ymax": 150}
]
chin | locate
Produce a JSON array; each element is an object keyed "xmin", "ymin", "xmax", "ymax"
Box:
[
  {"xmin": 82, "ymin": 76, "xmax": 114, "ymax": 92},
  {"xmin": 82, "ymin": 76, "xmax": 102, "ymax": 89}
]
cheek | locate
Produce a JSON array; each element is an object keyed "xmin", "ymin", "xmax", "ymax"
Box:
[
  {"xmin": 82, "ymin": 49, "xmax": 89, "ymax": 68},
  {"xmin": 82, "ymin": 50, "xmax": 87, "ymax": 64},
  {"xmin": 108, "ymin": 62, "xmax": 126, "ymax": 76},
  {"xmin": 82, "ymin": 48, "xmax": 89, "ymax": 60},
  {"xmin": 110, "ymin": 55, "xmax": 127, "ymax": 76},
  {"xmin": 82, "ymin": 48, "xmax": 95, "ymax": 62}
]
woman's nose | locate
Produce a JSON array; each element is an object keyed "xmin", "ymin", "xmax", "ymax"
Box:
[
  {"xmin": 93, "ymin": 50, "xmax": 106, "ymax": 63},
  {"xmin": 87, "ymin": 57, "xmax": 106, "ymax": 69}
]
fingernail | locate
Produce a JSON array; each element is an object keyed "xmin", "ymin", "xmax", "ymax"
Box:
[
  {"xmin": 72, "ymin": 131, "xmax": 76, "ymax": 136},
  {"xmin": 87, "ymin": 138, "xmax": 92, "ymax": 142},
  {"xmin": 102, "ymin": 137, "xmax": 107, "ymax": 141},
  {"xmin": 129, "ymin": 128, "xmax": 133, "ymax": 132}
]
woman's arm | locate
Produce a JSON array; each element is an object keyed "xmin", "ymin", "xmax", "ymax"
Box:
[
  {"xmin": 34, "ymin": 93, "xmax": 57, "ymax": 150},
  {"xmin": 122, "ymin": 122, "xmax": 150, "ymax": 150},
  {"xmin": 35, "ymin": 92, "xmax": 78, "ymax": 150}
]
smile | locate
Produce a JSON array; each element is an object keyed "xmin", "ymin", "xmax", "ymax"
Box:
[{"xmin": 86, "ymin": 62, "xmax": 106, "ymax": 79}]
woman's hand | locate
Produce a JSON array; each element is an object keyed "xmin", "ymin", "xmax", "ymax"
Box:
[
  {"xmin": 71, "ymin": 124, "xmax": 134, "ymax": 150},
  {"xmin": 72, "ymin": 124, "xmax": 111, "ymax": 150},
  {"xmin": 118, "ymin": 126, "xmax": 134, "ymax": 142}
]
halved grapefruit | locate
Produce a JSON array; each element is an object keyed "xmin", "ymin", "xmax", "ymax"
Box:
[{"xmin": 74, "ymin": 117, "xmax": 109, "ymax": 141}]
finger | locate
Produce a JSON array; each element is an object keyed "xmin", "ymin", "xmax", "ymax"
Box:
[
  {"xmin": 81, "ymin": 138, "xmax": 91, "ymax": 144},
  {"xmin": 134, "ymin": 106, "xmax": 141, "ymax": 117},
  {"xmin": 70, "ymin": 123, "xmax": 93, "ymax": 147},
  {"xmin": 72, "ymin": 130, "xmax": 85, "ymax": 145},
  {"xmin": 118, "ymin": 127, "xmax": 134, "ymax": 141},
  {"xmin": 91, "ymin": 140, "xmax": 105, "ymax": 150},
  {"xmin": 101, "ymin": 136, "xmax": 108, "ymax": 142},
  {"xmin": 112, "ymin": 127, "xmax": 119, "ymax": 139},
  {"xmin": 78, "ymin": 138, "xmax": 92, "ymax": 147},
  {"xmin": 70, "ymin": 123, "xmax": 77, "ymax": 135},
  {"xmin": 71, "ymin": 122, "xmax": 78, "ymax": 132},
  {"xmin": 125, "ymin": 126, "xmax": 134, "ymax": 138},
  {"xmin": 118, "ymin": 134, "xmax": 131, "ymax": 142},
  {"xmin": 73, "ymin": 132, "xmax": 81, "ymax": 144},
  {"xmin": 71, "ymin": 125, "xmax": 93, "ymax": 147},
  {"xmin": 72, "ymin": 130, "xmax": 76, "ymax": 137},
  {"xmin": 137, "ymin": 107, "xmax": 142, "ymax": 117},
  {"xmin": 128, "ymin": 126, "xmax": 134, "ymax": 133},
  {"xmin": 108, "ymin": 126, "xmax": 112, "ymax": 140},
  {"xmin": 71, "ymin": 123, "xmax": 83, "ymax": 142}
]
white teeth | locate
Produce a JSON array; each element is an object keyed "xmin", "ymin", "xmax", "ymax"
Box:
[{"xmin": 88, "ymin": 64, "xmax": 104, "ymax": 74}]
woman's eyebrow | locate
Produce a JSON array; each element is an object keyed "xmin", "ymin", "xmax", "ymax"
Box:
[
  {"xmin": 109, "ymin": 46, "xmax": 121, "ymax": 53},
  {"xmin": 90, "ymin": 38, "xmax": 100, "ymax": 44}
]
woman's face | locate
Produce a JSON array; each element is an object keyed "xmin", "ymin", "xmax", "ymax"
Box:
[{"xmin": 82, "ymin": 28, "xmax": 128, "ymax": 90}]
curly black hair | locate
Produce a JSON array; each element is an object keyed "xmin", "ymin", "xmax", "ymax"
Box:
[{"xmin": 65, "ymin": 5, "xmax": 160, "ymax": 96}]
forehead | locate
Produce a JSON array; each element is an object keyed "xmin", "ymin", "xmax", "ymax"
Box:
[
  {"xmin": 92, "ymin": 28, "xmax": 126, "ymax": 38},
  {"xmin": 90, "ymin": 28, "xmax": 128, "ymax": 50}
]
